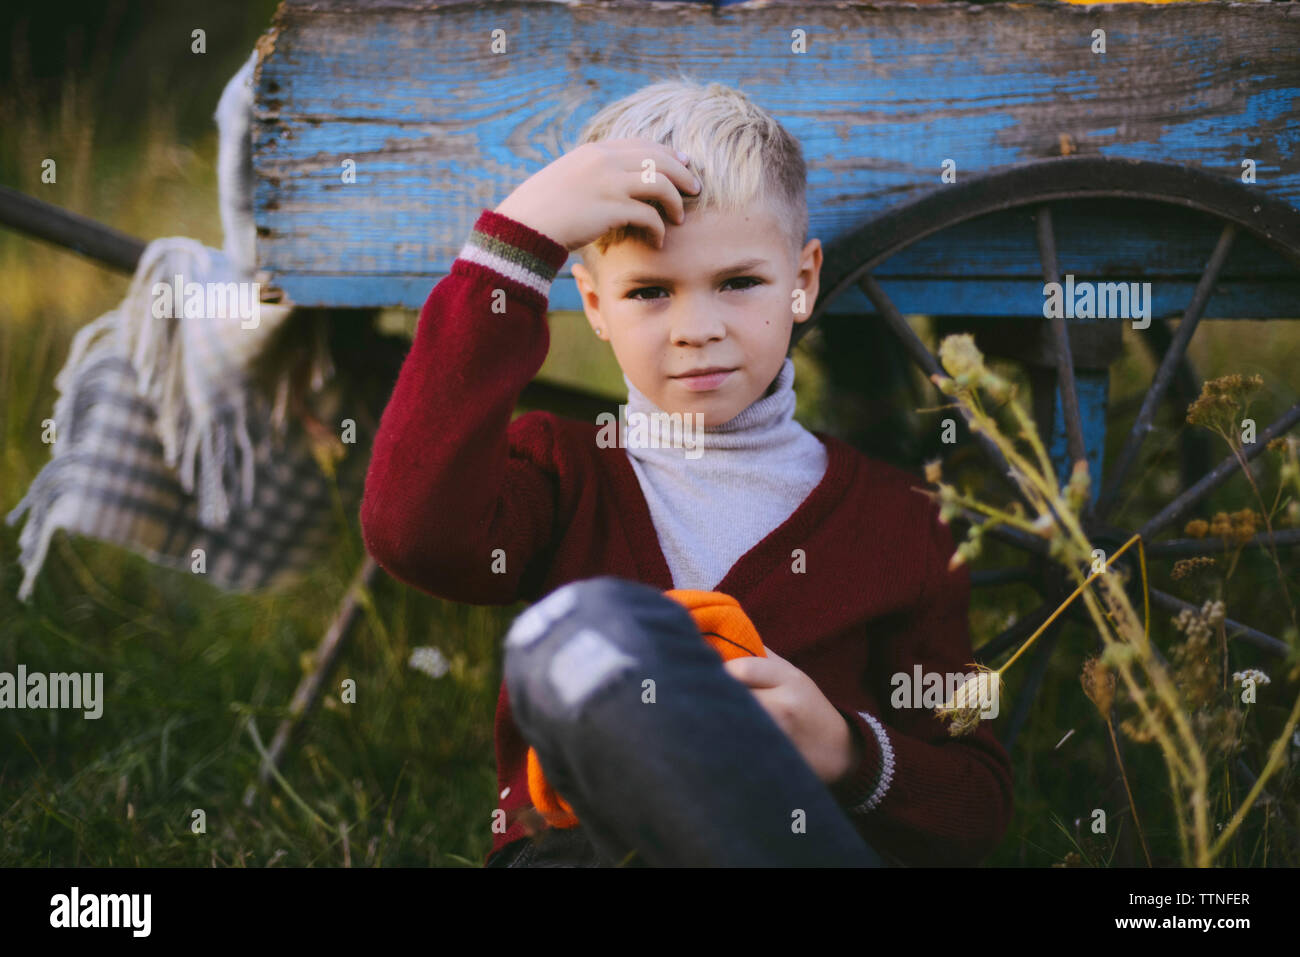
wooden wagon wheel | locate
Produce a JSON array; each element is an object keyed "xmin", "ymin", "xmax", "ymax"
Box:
[{"xmin": 798, "ymin": 156, "xmax": 1300, "ymax": 750}]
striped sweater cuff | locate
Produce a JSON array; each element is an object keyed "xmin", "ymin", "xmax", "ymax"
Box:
[
  {"xmin": 830, "ymin": 708, "xmax": 895, "ymax": 815},
  {"xmin": 453, "ymin": 209, "xmax": 571, "ymax": 308}
]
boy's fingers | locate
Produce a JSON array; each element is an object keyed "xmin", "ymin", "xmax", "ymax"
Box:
[
  {"xmin": 625, "ymin": 137, "xmax": 692, "ymax": 176},
  {"xmin": 662, "ymin": 144, "xmax": 700, "ymax": 197},
  {"xmin": 628, "ymin": 166, "xmax": 687, "ymax": 226},
  {"xmin": 630, "ymin": 141, "xmax": 698, "ymax": 200},
  {"xmin": 619, "ymin": 197, "xmax": 665, "ymax": 247},
  {"xmin": 723, "ymin": 656, "xmax": 783, "ymax": 689},
  {"xmin": 612, "ymin": 142, "xmax": 695, "ymax": 242}
]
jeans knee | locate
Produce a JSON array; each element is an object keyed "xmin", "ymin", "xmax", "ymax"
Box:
[
  {"xmin": 502, "ymin": 576, "xmax": 704, "ymax": 725},
  {"xmin": 504, "ymin": 577, "xmax": 659, "ymax": 726}
]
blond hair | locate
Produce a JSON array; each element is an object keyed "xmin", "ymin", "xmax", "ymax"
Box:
[{"xmin": 573, "ymin": 76, "xmax": 808, "ymax": 272}]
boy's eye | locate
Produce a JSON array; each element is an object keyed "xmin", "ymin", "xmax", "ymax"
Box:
[{"xmin": 625, "ymin": 277, "xmax": 762, "ymax": 301}]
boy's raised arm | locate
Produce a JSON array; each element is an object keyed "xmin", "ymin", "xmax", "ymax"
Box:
[
  {"xmin": 361, "ymin": 140, "xmax": 697, "ymax": 605},
  {"xmin": 359, "ymin": 210, "xmax": 573, "ymax": 605}
]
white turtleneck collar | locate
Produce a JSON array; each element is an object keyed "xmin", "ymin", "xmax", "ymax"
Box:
[{"xmin": 617, "ymin": 356, "xmax": 829, "ymax": 590}]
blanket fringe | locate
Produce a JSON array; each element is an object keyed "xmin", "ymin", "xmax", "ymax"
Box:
[{"xmin": 114, "ymin": 237, "xmax": 293, "ymax": 527}]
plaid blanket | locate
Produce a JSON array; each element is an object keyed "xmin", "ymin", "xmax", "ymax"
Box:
[
  {"xmin": 6, "ymin": 48, "xmax": 401, "ymax": 602},
  {"xmin": 4, "ymin": 238, "xmax": 387, "ymax": 601}
]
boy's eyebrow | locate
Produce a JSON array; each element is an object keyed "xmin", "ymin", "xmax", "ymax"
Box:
[{"xmin": 615, "ymin": 257, "xmax": 769, "ymax": 286}]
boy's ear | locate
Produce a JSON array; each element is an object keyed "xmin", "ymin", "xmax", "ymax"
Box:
[
  {"xmin": 571, "ymin": 262, "xmax": 605, "ymax": 336},
  {"xmin": 793, "ymin": 237, "xmax": 823, "ymax": 326}
]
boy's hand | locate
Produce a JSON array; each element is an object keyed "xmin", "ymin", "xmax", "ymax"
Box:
[
  {"xmin": 723, "ymin": 648, "xmax": 859, "ymax": 787},
  {"xmin": 494, "ymin": 138, "xmax": 701, "ymax": 252}
]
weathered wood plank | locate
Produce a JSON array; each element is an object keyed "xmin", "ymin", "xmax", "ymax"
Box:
[{"xmin": 254, "ymin": 0, "xmax": 1300, "ymax": 313}]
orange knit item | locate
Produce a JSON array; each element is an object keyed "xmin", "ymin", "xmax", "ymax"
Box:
[{"xmin": 525, "ymin": 589, "xmax": 767, "ymax": 829}]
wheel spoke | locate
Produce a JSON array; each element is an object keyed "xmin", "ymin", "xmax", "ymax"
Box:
[
  {"xmin": 1139, "ymin": 400, "xmax": 1300, "ymax": 540},
  {"xmin": 857, "ymin": 274, "xmax": 943, "ymax": 380},
  {"xmin": 973, "ymin": 600, "xmax": 1057, "ymax": 666},
  {"xmin": 1035, "ymin": 206, "xmax": 1087, "ymax": 470},
  {"xmin": 1095, "ymin": 223, "xmax": 1239, "ymax": 521},
  {"xmin": 1146, "ymin": 528, "xmax": 1300, "ymax": 559},
  {"xmin": 1149, "ymin": 588, "xmax": 1291, "ymax": 657},
  {"xmin": 1233, "ymin": 760, "xmax": 1273, "ymax": 801},
  {"xmin": 1130, "ymin": 317, "xmax": 1215, "ymax": 493},
  {"xmin": 858, "ymin": 273, "xmax": 1039, "ymax": 510},
  {"xmin": 1027, "ymin": 366, "xmax": 1061, "ymax": 460},
  {"xmin": 970, "ymin": 567, "xmax": 1035, "ymax": 587},
  {"xmin": 998, "ymin": 621, "xmax": 1064, "ymax": 751}
]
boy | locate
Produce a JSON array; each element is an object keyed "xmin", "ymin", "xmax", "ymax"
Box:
[{"xmin": 360, "ymin": 78, "xmax": 1013, "ymax": 867}]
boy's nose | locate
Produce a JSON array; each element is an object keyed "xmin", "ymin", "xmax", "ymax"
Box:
[{"xmin": 669, "ymin": 307, "xmax": 726, "ymax": 345}]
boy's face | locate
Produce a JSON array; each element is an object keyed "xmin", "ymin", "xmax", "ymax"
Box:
[{"xmin": 572, "ymin": 201, "xmax": 821, "ymax": 428}]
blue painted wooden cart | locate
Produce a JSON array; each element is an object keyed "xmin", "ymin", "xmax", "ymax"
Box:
[{"xmin": 248, "ymin": 0, "xmax": 1300, "ymax": 761}]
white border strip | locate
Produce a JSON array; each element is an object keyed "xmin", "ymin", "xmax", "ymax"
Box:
[
  {"xmin": 457, "ymin": 241, "xmax": 552, "ymax": 298},
  {"xmin": 852, "ymin": 711, "xmax": 896, "ymax": 814}
]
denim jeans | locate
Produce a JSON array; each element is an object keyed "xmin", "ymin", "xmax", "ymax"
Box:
[{"xmin": 496, "ymin": 576, "xmax": 881, "ymax": 867}]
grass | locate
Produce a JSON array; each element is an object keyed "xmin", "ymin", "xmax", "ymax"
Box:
[{"xmin": 2, "ymin": 22, "xmax": 1298, "ymax": 867}]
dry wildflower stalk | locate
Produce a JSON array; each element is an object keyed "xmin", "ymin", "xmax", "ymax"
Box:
[
  {"xmin": 1187, "ymin": 376, "xmax": 1298, "ymax": 633},
  {"xmin": 925, "ymin": 334, "xmax": 1300, "ymax": 867},
  {"xmin": 1182, "ymin": 510, "xmax": 1267, "ymax": 578},
  {"xmin": 1170, "ymin": 556, "xmax": 1216, "ymax": 582},
  {"xmin": 1082, "ymin": 656, "xmax": 1152, "ymax": 866}
]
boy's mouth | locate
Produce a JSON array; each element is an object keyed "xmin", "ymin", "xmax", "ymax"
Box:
[{"xmin": 672, "ymin": 366, "xmax": 736, "ymax": 392}]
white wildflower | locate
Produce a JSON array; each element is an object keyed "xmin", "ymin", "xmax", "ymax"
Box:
[
  {"xmin": 409, "ymin": 646, "xmax": 450, "ymax": 678},
  {"xmin": 1203, "ymin": 600, "xmax": 1226, "ymax": 626},
  {"xmin": 1231, "ymin": 669, "xmax": 1270, "ymax": 686}
]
